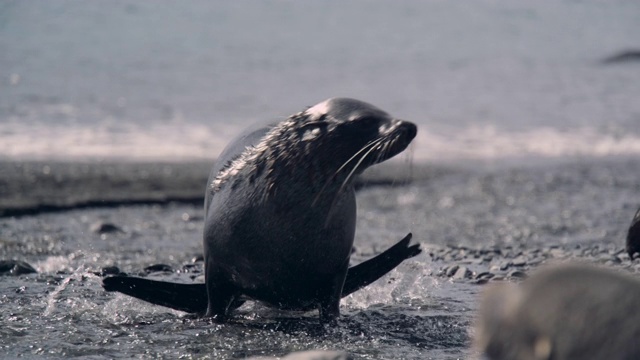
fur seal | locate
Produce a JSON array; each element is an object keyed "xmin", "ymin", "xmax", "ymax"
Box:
[
  {"xmin": 104, "ymin": 98, "xmax": 420, "ymax": 323},
  {"xmin": 626, "ymin": 206, "xmax": 640, "ymax": 259},
  {"xmin": 475, "ymin": 263, "xmax": 640, "ymax": 360}
]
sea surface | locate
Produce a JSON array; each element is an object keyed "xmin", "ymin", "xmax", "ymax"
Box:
[
  {"xmin": 2, "ymin": 0, "xmax": 640, "ymax": 162},
  {"xmin": 1, "ymin": 1, "xmax": 640, "ymax": 359}
]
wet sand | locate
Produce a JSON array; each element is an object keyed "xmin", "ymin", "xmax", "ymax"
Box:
[
  {"xmin": 0, "ymin": 161, "xmax": 210, "ymax": 217},
  {"xmin": 0, "ymin": 160, "xmax": 433, "ymax": 218}
]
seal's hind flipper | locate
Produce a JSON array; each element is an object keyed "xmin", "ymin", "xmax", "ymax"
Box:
[
  {"xmin": 102, "ymin": 233, "xmax": 420, "ymax": 312},
  {"xmin": 103, "ymin": 276, "xmax": 208, "ymax": 314},
  {"xmin": 342, "ymin": 233, "xmax": 421, "ymax": 297}
]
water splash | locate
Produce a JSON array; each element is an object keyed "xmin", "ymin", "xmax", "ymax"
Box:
[{"xmin": 42, "ymin": 265, "xmax": 97, "ymax": 317}]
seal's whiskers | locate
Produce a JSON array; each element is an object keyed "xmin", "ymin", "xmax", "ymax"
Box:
[
  {"xmin": 323, "ymin": 137, "xmax": 386, "ymax": 227},
  {"xmin": 312, "ymin": 138, "xmax": 381, "ymax": 207},
  {"xmin": 338, "ymin": 137, "xmax": 385, "ymax": 195}
]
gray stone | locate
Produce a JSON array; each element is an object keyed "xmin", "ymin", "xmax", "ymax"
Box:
[
  {"xmin": 511, "ymin": 256, "xmax": 527, "ymax": 267},
  {"xmin": 246, "ymin": 350, "xmax": 352, "ymax": 360},
  {"xmin": 452, "ymin": 266, "xmax": 470, "ymax": 280}
]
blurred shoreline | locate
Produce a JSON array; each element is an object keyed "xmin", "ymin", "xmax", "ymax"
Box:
[
  {"xmin": 2, "ymin": 155, "xmax": 638, "ymax": 218},
  {"xmin": 0, "ymin": 159, "xmax": 424, "ymax": 218}
]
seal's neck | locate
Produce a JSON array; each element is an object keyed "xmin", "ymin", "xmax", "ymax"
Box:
[{"xmin": 211, "ymin": 115, "xmax": 355, "ymax": 202}]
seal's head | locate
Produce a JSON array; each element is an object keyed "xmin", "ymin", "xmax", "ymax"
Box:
[
  {"xmin": 298, "ymin": 98, "xmax": 417, "ymax": 171},
  {"xmin": 270, "ymin": 98, "xmax": 417, "ymax": 191},
  {"xmin": 213, "ymin": 98, "xmax": 417, "ymax": 199}
]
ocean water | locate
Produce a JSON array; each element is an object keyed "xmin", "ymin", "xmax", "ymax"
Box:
[
  {"xmin": 1, "ymin": 0, "xmax": 640, "ymax": 162},
  {"xmin": 2, "ymin": 1, "xmax": 640, "ymax": 359}
]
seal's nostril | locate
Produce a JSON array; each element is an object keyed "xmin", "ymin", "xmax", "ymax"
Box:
[{"xmin": 401, "ymin": 121, "xmax": 417, "ymax": 140}]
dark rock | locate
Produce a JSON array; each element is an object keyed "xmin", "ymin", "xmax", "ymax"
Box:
[
  {"xmin": 0, "ymin": 260, "xmax": 37, "ymax": 275},
  {"xmin": 476, "ymin": 272, "xmax": 495, "ymax": 281},
  {"xmin": 90, "ymin": 221, "xmax": 124, "ymax": 234},
  {"xmin": 507, "ymin": 270, "xmax": 527, "ymax": 279},
  {"xmin": 100, "ymin": 266, "xmax": 121, "ymax": 276},
  {"xmin": 445, "ymin": 265, "xmax": 459, "ymax": 277}
]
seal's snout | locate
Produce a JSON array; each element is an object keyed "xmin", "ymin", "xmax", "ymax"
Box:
[
  {"xmin": 400, "ymin": 121, "xmax": 417, "ymax": 141},
  {"xmin": 385, "ymin": 119, "xmax": 417, "ymax": 139}
]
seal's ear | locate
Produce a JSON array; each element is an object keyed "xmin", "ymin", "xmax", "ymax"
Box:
[{"xmin": 304, "ymin": 101, "xmax": 331, "ymax": 121}]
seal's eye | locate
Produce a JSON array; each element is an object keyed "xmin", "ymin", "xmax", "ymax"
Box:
[
  {"xmin": 299, "ymin": 121, "xmax": 328, "ymax": 141},
  {"xmin": 354, "ymin": 116, "xmax": 380, "ymax": 129}
]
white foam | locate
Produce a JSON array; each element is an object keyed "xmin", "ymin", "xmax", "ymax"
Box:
[
  {"xmin": 0, "ymin": 120, "xmax": 242, "ymax": 162},
  {"xmin": 2, "ymin": 120, "xmax": 639, "ymax": 162},
  {"xmin": 416, "ymin": 125, "xmax": 640, "ymax": 163}
]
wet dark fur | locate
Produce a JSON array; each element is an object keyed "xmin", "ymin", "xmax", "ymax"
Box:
[
  {"xmin": 104, "ymin": 98, "xmax": 420, "ymax": 323},
  {"xmin": 626, "ymin": 207, "xmax": 640, "ymax": 259}
]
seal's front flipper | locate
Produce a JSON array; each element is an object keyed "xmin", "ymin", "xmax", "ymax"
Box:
[
  {"xmin": 342, "ymin": 233, "xmax": 420, "ymax": 297},
  {"xmin": 103, "ymin": 276, "xmax": 208, "ymax": 314}
]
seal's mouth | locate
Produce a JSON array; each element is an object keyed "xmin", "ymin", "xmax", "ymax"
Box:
[{"xmin": 341, "ymin": 120, "xmax": 417, "ymax": 174}]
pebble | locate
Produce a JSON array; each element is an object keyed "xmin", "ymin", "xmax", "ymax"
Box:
[
  {"xmin": 246, "ymin": 350, "xmax": 352, "ymax": 360},
  {"xmin": 144, "ymin": 264, "xmax": 174, "ymax": 273},
  {"xmin": 508, "ymin": 270, "xmax": 527, "ymax": 279},
  {"xmin": 181, "ymin": 264, "xmax": 202, "ymax": 273},
  {"xmin": 511, "ymin": 256, "xmax": 527, "ymax": 267},
  {"xmin": 420, "ymin": 242, "xmax": 636, "ymax": 285}
]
